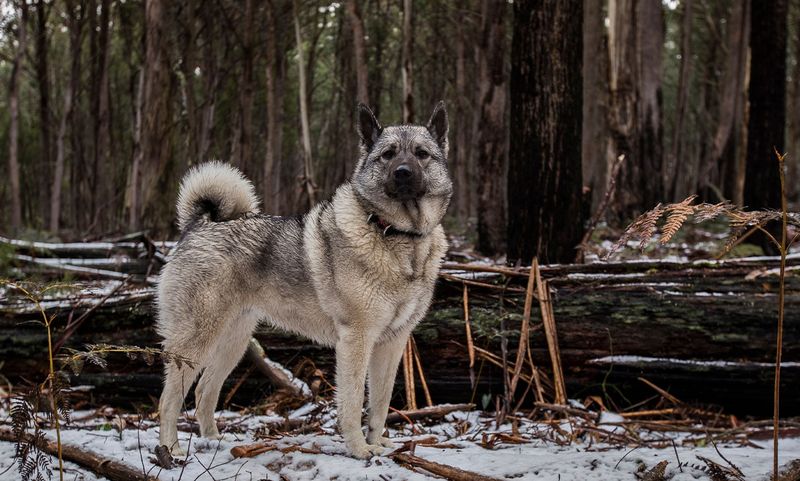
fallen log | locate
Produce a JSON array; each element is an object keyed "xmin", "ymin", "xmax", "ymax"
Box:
[
  {"xmin": 2, "ymin": 252, "xmax": 799, "ymax": 415},
  {"xmin": 0, "ymin": 428, "xmax": 160, "ymax": 481}
]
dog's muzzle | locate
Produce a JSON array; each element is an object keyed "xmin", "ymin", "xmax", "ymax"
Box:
[{"xmin": 387, "ymin": 163, "xmax": 425, "ymax": 201}]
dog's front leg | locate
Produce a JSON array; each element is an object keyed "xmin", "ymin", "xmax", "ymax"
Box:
[
  {"xmin": 366, "ymin": 333, "xmax": 409, "ymax": 448},
  {"xmin": 335, "ymin": 329, "xmax": 381, "ymax": 459}
]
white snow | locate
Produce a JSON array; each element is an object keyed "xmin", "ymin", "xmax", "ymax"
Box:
[{"xmin": 1, "ymin": 405, "xmax": 798, "ymax": 481}]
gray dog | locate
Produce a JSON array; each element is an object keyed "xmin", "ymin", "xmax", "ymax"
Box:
[{"xmin": 156, "ymin": 102, "xmax": 452, "ymax": 459}]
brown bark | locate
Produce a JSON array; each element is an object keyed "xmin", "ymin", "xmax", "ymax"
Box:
[
  {"xmin": 708, "ymin": 0, "xmax": 750, "ymax": 205},
  {"xmin": 346, "ymin": 0, "xmax": 369, "ymax": 104},
  {"xmin": 7, "ymin": 0, "xmax": 28, "ymax": 232},
  {"xmin": 788, "ymin": 3, "xmax": 800, "ymax": 201},
  {"xmin": 508, "ymin": 0, "xmax": 583, "ymax": 264},
  {"xmin": 744, "ymin": 0, "xmax": 788, "ymax": 253},
  {"xmin": 92, "ymin": 0, "xmax": 113, "ymax": 231},
  {"xmin": 198, "ymin": 5, "xmax": 221, "ymax": 165},
  {"xmin": 607, "ymin": 0, "xmax": 665, "ymax": 221},
  {"xmin": 582, "ymin": 0, "xmax": 608, "ymax": 212},
  {"xmin": 134, "ymin": 0, "xmax": 175, "ymax": 232},
  {"xmin": 475, "ymin": 0, "xmax": 508, "ymax": 256},
  {"xmin": 402, "ymin": 0, "xmax": 414, "ymax": 123},
  {"xmin": 670, "ymin": 0, "xmax": 695, "ymax": 201},
  {"xmin": 35, "ymin": 0, "xmax": 53, "ymax": 226},
  {"xmin": 235, "ymin": 0, "xmax": 256, "ymax": 176},
  {"xmin": 453, "ymin": 27, "xmax": 471, "ymax": 220},
  {"xmin": 50, "ymin": 1, "xmax": 85, "ymax": 233},
  {"xmin": 264, "ymin": 0, "xmax": 286, "ymax": 214},
  {"xmin": 293, "ymin": 0, "xmax": 316, "ymax": 209}
]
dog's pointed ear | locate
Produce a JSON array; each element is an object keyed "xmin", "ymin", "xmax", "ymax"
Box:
[
  {"xmin": 357, "ymin": 103, "xmax": 382, "ymax": 150},
  {"xmin": 427, "ymin": 101, "xmax": 449, "ymax": 154}
]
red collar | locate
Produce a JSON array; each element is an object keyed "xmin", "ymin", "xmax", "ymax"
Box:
[{"xmin": 366, "ymin": 214, "xmax": 423, "ymax": 238}]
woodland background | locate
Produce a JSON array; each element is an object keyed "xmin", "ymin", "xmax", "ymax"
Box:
[{"xmin": 1, "ymin": 0, "xmax": 799, "ymax": 264}]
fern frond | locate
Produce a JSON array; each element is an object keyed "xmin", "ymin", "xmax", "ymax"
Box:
[{"xmin": 660, "ymin": 195, "xmax": 697, "ymax": 244}]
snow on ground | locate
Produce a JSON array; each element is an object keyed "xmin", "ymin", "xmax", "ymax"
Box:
[{"xmin": 1, "ymin": 404, "xmax": 798, "ymax": 481}]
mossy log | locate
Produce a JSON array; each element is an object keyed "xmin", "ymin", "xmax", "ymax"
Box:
[{"xmin": 1, "ymin": 254, "xmax": 798, "ymax": 415}]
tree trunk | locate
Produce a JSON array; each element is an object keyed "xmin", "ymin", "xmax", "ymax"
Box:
[
  {"xmin": 787, "ymin": 2, "xmax": 800, "ymax": 202},
  {"xmin": 264, "ymin": 0, "xmax": 286, "ymax": 215},
  {"xmin": 401, "ymin": 0, "xmax": 414, "ymax": 123},
  {"xmin": 709, "ymin": 0, "xmax": 749, "ymax": 205},
  {"xmin": 508, "ymin": 0, "xmax": 583, "ymax": 264},
  {"xmin": 474, "ymin": 0, "xmax": 508, "ymax": 257},
  {"xmin": 293, "ymin": 0, "xmax": 316, "ymax": 209},
  {"xmin": 51, "ymin": 0, "xmax": 85, "ymax": 233},
  {"xmin": 135, "ymin": 0, "xmax": 175, "ymax": 232},
  {"xmin": 35, "ymin": 0, "xmax": 53, "ymax": 227},
  {"xmin": 670, "ymin": 0, "xmax": 695, "ymax": 201},
  {"xmin": 581, "ymin": 0, "xmax": 608, "ymax": 212},
  {"xmin": 235, "ymin": 0, "xmax": 256, "ymax": 177},
  {"xmin": 346, "ymin": 0, "xmax": 369, "ymax": 104},
  {"xmin": 452, "ymin": 24, "xmax": 472, "ymax": 221},
  {"xmin": 7, "ymin": 0, "xmax": 28, "ymax": 232},
  {"xmin": 607, "ymin": 0, "xmax": 665, "ymax": 221},
  {"xmin": 92, "ymin": 0, "xmax": 113, "ymax": 232},
  {"xmin": 743, "ymin": 0, "xmax": 788, "ymax": 253}
]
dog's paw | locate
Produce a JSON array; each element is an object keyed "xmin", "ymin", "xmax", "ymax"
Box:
[
  {"xmin": 169, "ymin": 444, "xmax": 187, "ymax": 457},
  {"xmin": 349, "ymin": 442, "xmax": 385, "ymax": 459},
  {"xmin": 204, "ymin": 432, "xmax": 231, "ymax": 442},
  {"xmin": 368, "ymin": 436, "xmax": 396, "ymax": 449}
]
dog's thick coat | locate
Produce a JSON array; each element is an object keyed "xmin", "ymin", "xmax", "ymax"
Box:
[{"xmin": 157, "ymin": 103, "xmax": 452, "ymax": 458}]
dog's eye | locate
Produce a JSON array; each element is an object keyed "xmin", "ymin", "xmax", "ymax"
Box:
[
  {"xmin": 381, "ymin": 150, "xmax": 395, "ymax": 160},
  {"xmin": 416, "ymin": 150, "xmax": 429, "ymax": 159}
]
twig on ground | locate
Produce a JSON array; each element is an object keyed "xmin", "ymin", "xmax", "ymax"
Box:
[{"xmin": 391, "ymin": 452, "xmax": 503, "ymax": 481}]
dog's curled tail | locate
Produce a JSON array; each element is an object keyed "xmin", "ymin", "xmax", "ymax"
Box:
[{"xmin": 176, "ymin": 161, "xmax": 260, "ymax": 232}]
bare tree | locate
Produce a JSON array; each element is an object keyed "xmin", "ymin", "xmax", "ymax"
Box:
[
  {"xmin": 50, "ymin": 0, "xmax": 86, "ymax": 233},
  {"xmin": 582, "ymin": 0, "xmax": 608, "ymax": 212},
  {"xmin": 508, "ymin": 0, "xmax": 583, "ymax": 264},
  {"xmin": 670, "ymin": 0, "xmax": 695, "ymax": 200},
  {"xmin": 346, "ymin": 0, "xmax": 369, "ymax": 104},
  {"xmin": 130, "ymin": 0, "xmax": 175, "ymax": 231},
  {"xmin": 708, "ymin": 0, "xmax": 750, "ymax": 205},
  {"xmin": 744, "ymin": 0, "xmax": 788, "ymax": 253},
  {"xmin": 92, "ymin": 0, "xmax": 113, "ymax": 230},
  {"xmin": 7, "ymin": 0, "xmax": 28, "ymax": 232},
  {"xmin": 293, "ymin": 0, "xmax": 316, "ymax": 208},
  {"xmin": 606, "ymin": 0, "xmax": 665, "ymax": 221},
  {"xmin": 402, "ymin": 0, "xmax": 414, "ymax": 123},
  {"xmin": 264, "ymin": 0, "xmax": 287, "ymax": 214},
  {"xmin": 475, "ymin": 0, "xmax": 508, "ymax": 256},
  {"xmin": 35, "ymin": 0, "xmax": 53, "ymax": 224},
  {"xmin": 787, "ymin": 1, "xmax": 800, "ymax": 201}
]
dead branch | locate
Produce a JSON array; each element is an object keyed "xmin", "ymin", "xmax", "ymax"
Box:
[
  {"xmin": 391, "ymin": 452, "xmax": 503, "ymax": 481},
  {"xmin": 246, "ymin": 338, "xmax": 309, "ymax": 399},
  {"xmin": 385, "ymin": 403, "xmax": 475, "ymax": 424}
]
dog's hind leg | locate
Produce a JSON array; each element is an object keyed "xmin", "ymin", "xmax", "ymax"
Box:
[
  {"xmin": 366, "ymin": 333, "xmax": 409, "ymax": 448},
  {"xmin": 194, "ymin": 316, "xmax": 254, "ymax": 440},
  {"xmin": 159, "ymin": 361, "xmax": 199, "ymax": 455},
  {"xmin": 335, "ymin": 329, "xmax": 382, "ymax": 459}
]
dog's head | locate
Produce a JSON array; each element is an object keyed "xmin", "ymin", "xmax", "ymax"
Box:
[{"xmin": 352, "ymin": 102, "xmax": 453, "ymax": 235}]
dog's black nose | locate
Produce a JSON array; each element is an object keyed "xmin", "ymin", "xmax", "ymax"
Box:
[
  {"xmin": 394, "ymin": 164, "xmax": 414, "ymax": 182},
  {"xmin": 394, "ymin": 164, "xmax": 413, "ymax": 182}
]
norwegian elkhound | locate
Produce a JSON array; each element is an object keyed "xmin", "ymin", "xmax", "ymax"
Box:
[{"xmin": 156, "ymin": 102, "xmax": 452, "ymax": 459}]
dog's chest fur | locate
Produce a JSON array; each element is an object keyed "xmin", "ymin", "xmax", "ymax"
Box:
[{"xmin": 304, "ymin": 185, "xmax": 447, "ymax": 342}]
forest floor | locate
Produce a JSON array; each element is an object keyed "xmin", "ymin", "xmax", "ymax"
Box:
[{"xmin": 1, "ymin": 402, "xmax": 799, "ymax": 481}]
